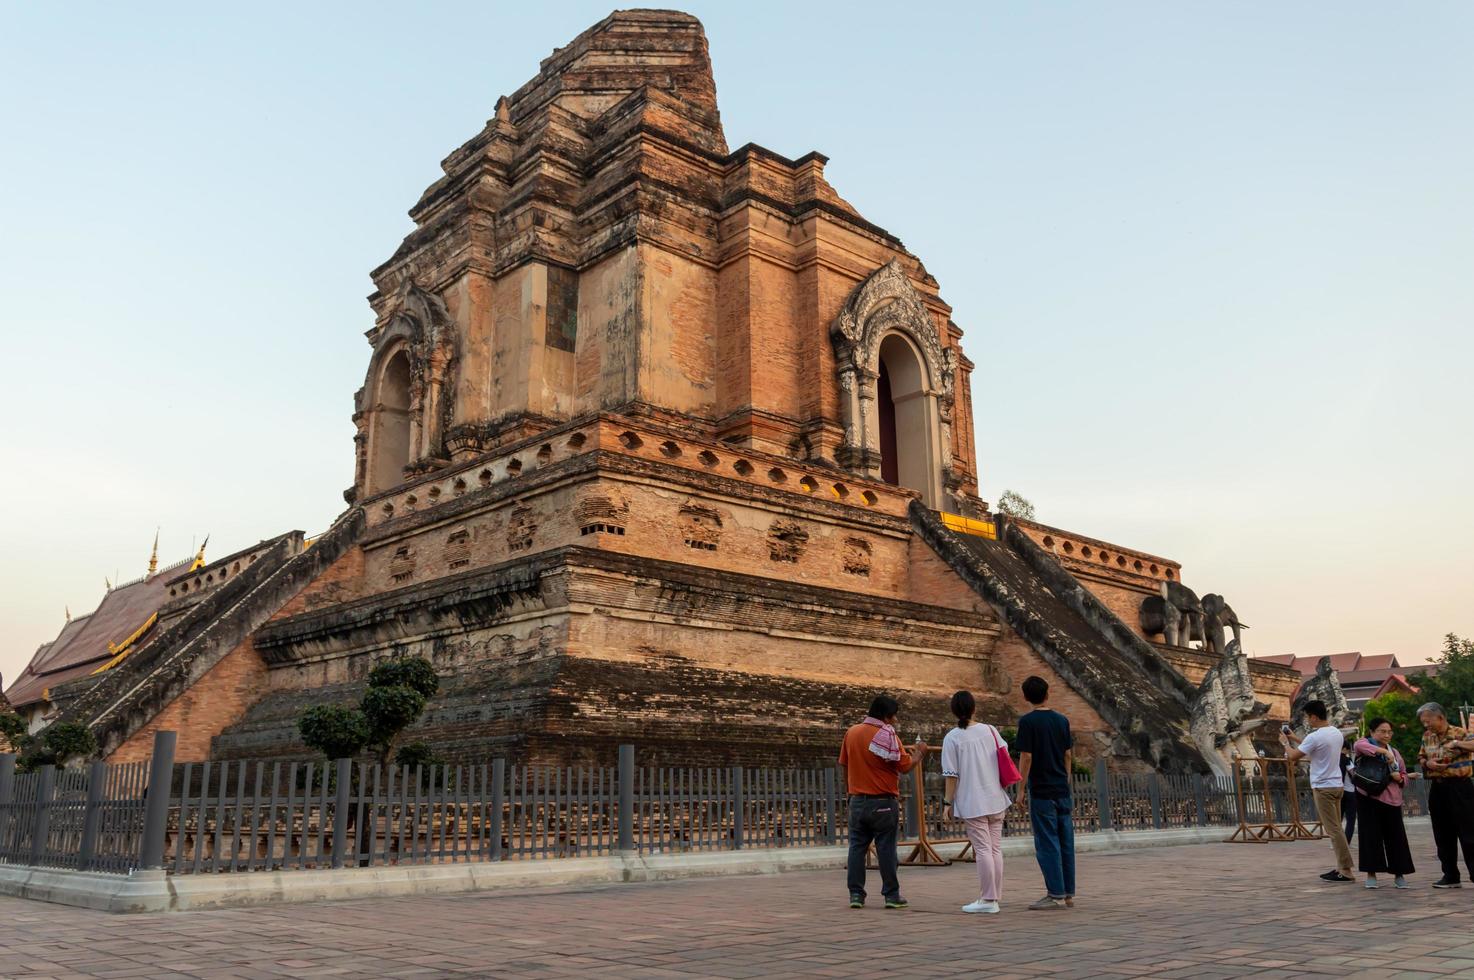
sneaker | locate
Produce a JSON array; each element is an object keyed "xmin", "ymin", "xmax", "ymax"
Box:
[
  {"xmin": 1432, "ymin": 878, "xmax": 1462, "ymax": 889},
  {"xmin": 884, "ymin": 897, "xmax": 910, "ymax": 910},
  {"xmin": 848, "ymin": 894, "xmax": 864, "ymax": 909},
  {"xmin": 961, "ymin": 899, "xmax": 1000, "ymax": 914},
  {"xmin": 1320, "ymin": 871, "xmax": 1354, "ymax": 882},
  {"xmin": 1365, "ymin": 877, "xmax": 1379, "ymax": 889},
  {"xmin": 1395, "ymin": 876, "xmax": 1409, "ymax": 889},
  {"xmin": 1028, "ymin": 896, "xmax": 1067, "ymax": 911}
]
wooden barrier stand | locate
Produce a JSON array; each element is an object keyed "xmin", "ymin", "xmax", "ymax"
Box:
[
  {"xmin": 866, "ymin": 745, "xmax": 950, "ymax": 868},
  {"xmin": 1227, "ymin": 755, "xmax": 1324, "ymax": 843}
]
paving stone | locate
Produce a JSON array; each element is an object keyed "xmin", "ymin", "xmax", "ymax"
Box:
[{"xmin": 1, "ymin": 826, "xmax": 1471, "ymax": 977}]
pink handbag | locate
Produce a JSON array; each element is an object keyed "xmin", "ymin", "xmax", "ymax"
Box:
[{"xmin": 993, "ymin": 726, "xmax": 1022, "ymax": 788}]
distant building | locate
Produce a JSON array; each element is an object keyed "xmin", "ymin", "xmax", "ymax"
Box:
[{"xmin": 1256, "ymin": 652, "xmax": 1439, "ymax": 712}]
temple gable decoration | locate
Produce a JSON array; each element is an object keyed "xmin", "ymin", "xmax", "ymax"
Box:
[{"xmin": 831, "ymin": 260, "xmax": 955, "ymax": 509}]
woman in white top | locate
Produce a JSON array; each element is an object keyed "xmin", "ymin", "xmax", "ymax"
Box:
[{"xmin": 941, "ymin": 690, "xmax": 1013, "ymax": 914}]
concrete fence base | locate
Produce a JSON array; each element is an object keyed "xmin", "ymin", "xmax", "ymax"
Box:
[{"xmin": 0, "ymin": 825, "xmax": 1245, "ymax": 914}]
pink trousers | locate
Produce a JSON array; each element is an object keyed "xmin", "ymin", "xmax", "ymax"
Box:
[{"xmin": 963, "ymin": 813, "xmax": 1005, "ymax": 902}]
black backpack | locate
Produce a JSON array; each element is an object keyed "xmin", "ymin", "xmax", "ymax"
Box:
[{"xmin": 1350, "ymin": 751, "xmax": 1392, "ymax": 795}]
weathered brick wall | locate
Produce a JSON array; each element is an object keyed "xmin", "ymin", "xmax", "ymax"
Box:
[
  {"xmin": 991, "ymin": 633, "xmax": 1113, "ymax": 764},
  {"xmin": 271, "ymin": 545, "xmax": 365, "ymax": 621},
  {"xmin": 1072, "ymin": 572, "xmax": 1158, "ymax": 641},
  {"xmin": 109, "ymin": 636, "xmax": 268, "ymax": 763},
  {"xmin": 353, "ymin": 464, "xmax": 921, "ymax": 610},
  {"xmin": 906, "ymin": 535, "xmax": 991, "ymax": 612}
]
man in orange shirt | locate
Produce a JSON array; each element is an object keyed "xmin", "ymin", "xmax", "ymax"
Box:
[{"xmin": 838, "ymin": 694, "xmax": 927, "ymax": 909}]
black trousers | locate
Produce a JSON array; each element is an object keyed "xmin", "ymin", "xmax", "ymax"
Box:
[
  {"xmin": 1428, "ymin": 778, "xmax": 1474, "ymax": 883},
  {"xmin": 1357, "ymin": 795, "xmax": 1414, "ymax": 875},
  {"xmin": 846, "ymin": 795, "xmax": 900, "ymax": 900},
  {"xmin": 1342, "ymin": 790, "xmax": 1357, "ymax": 843}
]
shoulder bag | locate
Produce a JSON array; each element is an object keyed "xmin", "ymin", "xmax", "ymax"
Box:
[
  {"xmin": 992, "ymin": 725, "xmax": 1022, "ymax": 788},
  {"xmin": 1350, "ymin": 743, "xmax": 1392, "ymax": 796}
]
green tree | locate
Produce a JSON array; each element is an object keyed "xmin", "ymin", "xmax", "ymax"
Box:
[
  {"xmin": 297, "ymin": 656, "xmax": 440, "ymax": 767},
  {"xmin": 1405, "ymin": 634, "xmax": 1474, "ymax": 721},
  {"xmin": 1360, "ymin": 691, "xmax": 1423, "ymax": 762},
  {"xmin": 367, "ymin": 657, "xmax": 439, "ymax": 699},
  {"xmin": 996, "ymin": 490, "xmax": 1036, "ymax": 521},
  {"xmin": 393, "ymin": 740, "xmax": 450, "ymax": 789},
  {"xmin": 298, "ymin": 704, "xmax": 371, "ymax": 761}
]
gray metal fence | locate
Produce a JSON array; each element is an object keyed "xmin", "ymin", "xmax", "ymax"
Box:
[
  {"xmin": 0, "ymin": 755, "xmax": 153, "ymax": 873},
  {"xmin": 0, "ymin": 732, "xmax": 1436, "ymax": 878}
]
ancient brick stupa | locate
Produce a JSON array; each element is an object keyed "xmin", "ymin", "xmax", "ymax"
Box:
[{"xmin": 12, "ymin": 10, "xmax": 1302, "ymax": 773}]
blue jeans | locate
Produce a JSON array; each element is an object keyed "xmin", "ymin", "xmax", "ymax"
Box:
[{"xmin": 1030, "ymin": 795, "xmax": 1076, "ymax": 898}]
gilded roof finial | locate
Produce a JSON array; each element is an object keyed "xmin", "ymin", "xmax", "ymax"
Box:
[
  {"xmin": 65, "ymin": 605, "xmax": 71, "ymax": 622},
  {"xmin": 189, "ymin": 534, "xmax": 210, "ymax": 572},
  {"xmin": 147, "ymin": 528, "xmax": 160, "ymax": 576},
  {"xmin": 104, "ymin": 576, "xmax": 112, "ymax": 591}
]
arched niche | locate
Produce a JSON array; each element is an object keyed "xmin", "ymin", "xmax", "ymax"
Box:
[
  {"xmin": 369, "ymin": 346, "xmax": 413, "ymax": 494},
  {"xmin": 350, "ymin": 281, "xmax": 460, "ymax": 500},
  {"xmin": 831, "ymin": 260, "xmax": 954, "ymax": 508},
  {"xmin": 876, "ymin": 332, "xmax": 940, "ymax": 500}
]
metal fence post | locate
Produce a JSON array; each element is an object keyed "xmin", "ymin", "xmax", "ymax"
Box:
[
  {"xmin": 617, "ymin": 744, "xmax": 634, "ymax": 852},
  {"xmin": 1095, "ymin": 757, "xmax": 1113, "ymax": 831},
  {"xmin": 30, "ymin": 765, "xmax": 56, "ymax": 866},
  {"xmin": 330, "ymin": 758, "xmax": 351, "ymax": 869},
  {"xmin": 824, "ymin": 767, "xmax": 838, "ymax": 845},
  {"xmin": 904, "ymin": 772, "xmax": 923, "ymax": 840},
  {"xmin": 0, "ymin": 754, "xmax": 12, "ymax": 859},
  {"xmin": 138, "ymin": 731, "xmax": 178, "ymax": 870},
  {"xmin": 77, "ymin": 760, "xmax": 107, "ymax": 870},
  {"xmin": 0, "ymin": 754, "xmax": 14, "ymax": 806},
  {"xmin": 489, "ymin": 758, "xmax": 505, "ymax": 860},
  {"xmin": 1148, "ymin": 774, "xmax": 1164, "ymax": 829},
  {"xmin": 1192, "ymin": 773, "xmax": 1208, "ymax": 827},
  {"xmin": 731, "ymin": 765, "xmax": 744, "ymax": 850}
]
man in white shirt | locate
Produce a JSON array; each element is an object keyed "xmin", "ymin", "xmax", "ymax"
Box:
[{"xmin": 1283, "ymin": 699, "xmax": 1355, "ymax": 882}]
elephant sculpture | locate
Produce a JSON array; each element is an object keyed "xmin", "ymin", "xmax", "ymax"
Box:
[
  {"xmin": 1200, "ymin": 593, "xmax": 1249, "ymax": 657},
  {"xmin": 1139, "ymin": 581, "xmax": 1204, "ymax": 648}
]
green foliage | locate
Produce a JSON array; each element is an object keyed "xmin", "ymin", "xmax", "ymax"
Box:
[
  {"xmin": 1405, "ymin": 634, "xmax": 1474, "ymax": 720},
  {"xmin": 0, "ymin": 710, "xmax": 27, "ymax": 751},
  {"xmin": 12, "ymin": 721, "xmax": 98, "ymax": 773},
  {"xmin": 295, "ymin": 656, "xmax": 439, "ymax": 767},
  {"xmin": 299, "ymin": 704, "xmax": 371, "ymax": 761},
  {"xmin": 1361, "ymin": 692, "xmax": 1423, "ymax": 762},
  {"xmin": 43, "ymin": 723, "xmax": 97, "ymax": 764},
  {"xmin": 362, "ymin": 686, "xmax": 427, "ymax": 746},
  {"xmin": 368, "ymin": 657, "xmax": 440, "ymax": 700},
  {"xmin": 996, "ymin": 490, "xmax": 1036, "ymax": 521},
  {"xmin": 394, "ymin": 741, "xmax": 451, "ymax": 790},
  {"xmin": 393, "ymin": 740, "xmax": 445, "ymax": 771}
]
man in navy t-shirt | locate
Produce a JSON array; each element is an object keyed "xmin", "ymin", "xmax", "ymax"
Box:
[{"xmin": 1016, "ymin": 675, "xmax": 1075, "ymax": 910}]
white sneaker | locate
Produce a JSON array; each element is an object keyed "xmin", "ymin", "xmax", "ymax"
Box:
[{"xmin": 962, "ymin": 899, "xmax": 1000, "ymax": 914}]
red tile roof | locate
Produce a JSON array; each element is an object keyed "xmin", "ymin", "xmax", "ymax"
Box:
[
  {"xmin": 1252, "ymin": 652, "xmax": 1414, "ymax": 677},
  {"xmin": 4, "ymin": 572, "xmax": 175, "ymax": 709}
]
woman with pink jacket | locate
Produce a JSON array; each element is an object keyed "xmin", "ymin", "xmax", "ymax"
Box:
[{"xmin": 1354, "ymin": 717, "xmax": 1417, "ymax": 889}]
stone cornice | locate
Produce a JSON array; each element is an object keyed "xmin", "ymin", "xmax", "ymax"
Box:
[{"xmin": 255, "ymin": 545, "xmax": 997, "ymax": 666}]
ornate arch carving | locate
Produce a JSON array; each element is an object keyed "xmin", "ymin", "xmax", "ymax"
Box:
[
  {"xmin": 355, "ymin": 282, "xmax": 461, "ymax": 495},
  {"xmin": 830, "ymin": 260, "xmax": 956, "ymax": 504}
]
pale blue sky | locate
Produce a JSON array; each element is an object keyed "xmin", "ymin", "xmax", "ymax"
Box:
[{"xmin": 2, "ymin": 2, "xmax": 1471, "ymax": 687}]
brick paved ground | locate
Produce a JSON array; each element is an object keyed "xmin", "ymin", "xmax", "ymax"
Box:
[{"xmin": 2, "ymin": 825, "xmax": 1473, "ymax": 979}]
